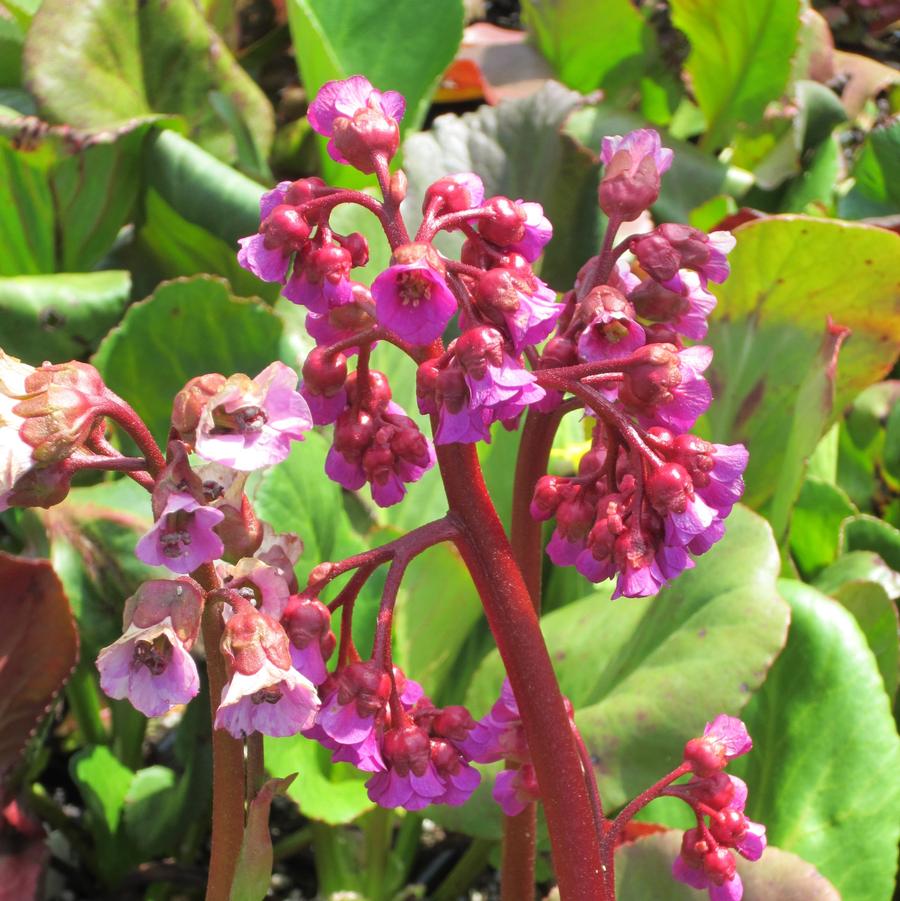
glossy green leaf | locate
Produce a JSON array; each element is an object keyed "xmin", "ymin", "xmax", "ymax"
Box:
[
  {"xmin": 404, "ymin": 83, "xmax": 599, "ymax": 289},
  {"xmin": 670, "ymin": 0, "xmax": 802, "ymax": 151},
  {"xmin": 130, "ymin": 130, "xmax": 279, "ymax": 301},
  {"xmin": 0, "ymin": 120, "xmax": 149, "ymax": 274},
  {"xmin": 24, "ymin": 0, "xmax": 274, "ymax": 165},
  {"xmin": 0, "ymin": 271, "xmax": 130, "ymax": 365},
  {"xmin": 704, "ymin": 217, "xmax": 900, "ymax": 512},
  {"xmin": 92, "ymin": 275, "xmax": 283, "ymax": 443},
  {"xmin": 840, "ymin": 119, "xmax": 900, "ymax": 219},
  {"xmin": 732, "ymin": 580, "xmax": 900, "ymax": 901},
  {"xmin": 467, "ymin": 506, "xmax": 788, "ymax": 818},
  {"xmin": 521, "ymin": 0, "xmax": 654, "ymax": 95},
  {"xmin": 392, "ymin": 543, "xmax": 483, "ymax": 705},
  {"xmin": 69, "ymin": 745, "xmax": 134, "ymax": 838},
  {"xmin": 831, "ymin": 580, "xmax": 899, "ymax": 700},
  {"xmin": 264, "ymin": 735, "xmax": 372, "ymax": 825},
  {"xmin": 0, "ymin": 553, "xmax": 78, "ymax": 783},
  {"xmin": 813, "ymin": 550, "xmax": 900, "ymax": 600},
  {"xmin": 121, "ymin": 765, "xmax": 180, "ymax": 859},
  {"xmin": 840, "ymin": 515, "xmax": 900, "ymax": 571},
  {"xmin": 230, "ymin": 776, "xmax": 295, "ymax": 901},
  {"xmin": 564, "ymin": 103, "xmax": 731, "ymax": 223},
  {"xmin": 788, "ymin": 477, "xmax": 856, "ymax": 579},
  {"xmin": 614, "ymin": 832, "xmax": 840, "ymax": 900},
  {"xmin": 286, "ymin": 0, "xmax": 463, "ymax": 185}
]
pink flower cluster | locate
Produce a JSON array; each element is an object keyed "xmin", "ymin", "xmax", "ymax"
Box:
[{"xmin": 666, "ymin": 716, "xmax": 766, "ymax": 901}]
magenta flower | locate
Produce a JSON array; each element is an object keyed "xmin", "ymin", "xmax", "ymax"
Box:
[
  {"xmin": 301, "ymin": 384, "xmax": 348, "ymax": 425},
  {"xmin": 283, "ymin": 243, "xmax": 354, "ymax": 314},
  {"xmin": 600, "ymin": 129, "xmax": 674, "ymax": 221},
  {"xmin": 308, "ymin": 76, "xmax": 405, "ymax": 170},
  {"xmin": 476, "ymin": 270, "xmax": 561, "ymax": 354},
  {"xmin": 684, "ymin": 715, "xmax": 753, "ymax": 777},
  {"xmin": 371, "ymin": 246, "xmax": 458, "ymax": 345},
  {"xmin": 461, "ymin": 350, "xmax": 546, "ymax": 436},
  {"xmin": 237, "ymin": 203, "xmax": 311, "ymax": 284},
  {"xmin": 259, "ymin": 182, "xmax": 291, "ymax": 219},
  {"xmin": 135, "ymin": 492, "xmax": 225, "ymax": 574},
  {"xmin": 365, "ymin": 725, "xmax": 444, "ymax": 811},
  {"xmin": 97, "ymin": 618, "xmax": 199, "ymax": 717},
  {"xmin": 237, "ymin": 234, "xmax": 291, "ymax": 284},
  {"xmin": 461, "ymin": 679, "xmax": 529, "ymax": 765},
  {"xmin": 634, "ymin": 345, "xmax": 713, "ymax": 433},
  {"xmin": 215, "ymin": 659, "xmax": 319, "ymax": 739},
  {"xmin": 577, "ymin": 307, "xmax": 646, "ymax": 364},
  {"xmin": 696, "ymin": 443, "xmax": 749, "ymax": 518},
  {"xmin": 194, "ymin": 362, "xmax": 313, "ymax": 471},
  {"xmin": 672, "ymin": 839, "xmax": 743, "ymax": 901},
  {"xmin": 493, "ymin": 765, "xmax": 541, "ymax": 816},
  {"xmin": 506, "ymin": 201, "xmax": 553, "ymax": 261},
  {"xmin": 281, "ymin": 595, "xmax": 334, "ymax": 686},
  {"xmin": 633, "ymin": 270, "xmax": 718, "ymax": 340}
]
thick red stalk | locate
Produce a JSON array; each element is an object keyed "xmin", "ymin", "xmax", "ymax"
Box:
[
  {"xmin": 435, "ymin": 440, "xmax": 604, "ymax": 899},
  {"xmin": 196, "ymin": 566, "xmax": 246, "ymax": 901}
]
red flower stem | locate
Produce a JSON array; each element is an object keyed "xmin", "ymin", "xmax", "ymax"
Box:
[
  {"xmin": 103, "ymin": 396, "xmax": 166, "ymax": 476},
  {"xmin": 604, "ymin": 762, "xmax": 692, "ymax": 854},
  {"xmin": 69, "ymin": 454, "xmax": 149, "ymax": 473},
  {"xmin": 573, "ymin": 725, "xmax": 604, "ymax": 828},
  {"xmin": 576, "ymin": 215, "xmax": 623, "ymax": 301},
  {"xmin": 86, "ymin": 433, "xmax": 155, "ymax": 491},
  {"xmin": 435, "ymin": 439, "xmax": 604, "ymax": 900},
  {"xmin": 372, "ymin": 155, "xmax": 410, "ymax": 248},
  {"xmin": 418, "ymin": 208, "xmax": 492, "ymax": 242},
  {"xmin": 195, "ymin": 563, "xmax": 246, "ymax": 901},
  {"xmin": 327, "ymin": 563, "xmax": 376, "ymax": 613},
  {"xmin": 535, "ymin": 350, "xmax": 648, "ymax": 383}
]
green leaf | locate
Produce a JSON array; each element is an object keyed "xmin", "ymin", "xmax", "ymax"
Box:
[
  {"xmin": 831, "ymin": 580, "xmax": 899, "ymax": 700},
  {"xmin": 704, "ymin": 217, "xmax": 900, "ymax": 512},
  {"xmin": 230, "ymin": 775, "xmax": 295, "ymax": 901},
  {"xmin": 129, "ymin": 130, "xmax": 279, "ymax": 301},
  {"xmin": 732, "ymin": 580, "xmax": 900, "ymax": 901},
  {"xmin": 670, "ymin": 0, "xmax": 802, "ymax": 151},
  {"xmin": 0, "ymin": 553, "xmax": 78, "ymax": 783},
  {"xmin": 788, "ymin": 477, "xmax": 856, "ymax": 579},
  {"xmin": 24, "ymin": 0, "xmax": 274, "ymax": 166},
  {"xmin": 286, "ymin": 0, "xmax": 463, "ymax": 185},
  {"xmin": 520, "ymin": 0, "xmax": 655, "ymax": 95},
  {"xmin": 0, "ymin": 12, "xmax": 26, "ymax": 89},
  {"xmin": 0, "ymin": 271, "xmax": 130, "ymax": 364},
  {"xmin": 0, "ymin": 119, "xmax": 151, "ymax": 274},
  {"xmin": 840, "ymin": 120, "xmax": 900, "ymax": 219},
  {"xmin": 264, "ymin": 734, "xmax": 373, "ymax": 825},
  {"xmin": 69, "ymin": 745, "xmax": 134, "ymax": 838},
  {"xmin": 614, "ymin": 832, "xmax": 840, "ymax": 900},
  {"xmin": 813, "ymin": 550, "xmax": 900, "ymax": 601},
  {"xmin": 839, "ymin": 514, "xmax": 900, "ymax": 571},
  {"xmin": 92, "ymin": 275, "xmax": 284, "ymax": 443},
  {"xmin": 466, "ymin": 506, "xmax": 788, "ymax": 825},
  {"xmin": 122, "ymin": 765, "xmax": 180, "ymax": 859},
  {"xmin": 403, "ymin": 83, "xmax": 600, "ymax": 289},
  {"xmin": 767, "ymin": 323, "xmax": 849, "ymax": 542},
  {"xmin": 564, "ymin": 103, "xmax": 731, "ymax": 223},
  {"xmin": 392, "ymin": 543, "xmax": 483, "ymax": 705}
]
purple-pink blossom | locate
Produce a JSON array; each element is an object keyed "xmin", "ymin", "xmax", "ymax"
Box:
[
  {"xmin": 194, "ymin": 362, "xmax": 312, "ymax": 471},
  {"xmin": 135, "ymin": 492, "xmax": 225, "ymax": 573}
]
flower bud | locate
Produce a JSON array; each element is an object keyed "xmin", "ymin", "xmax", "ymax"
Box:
[
  {"xmin": 333, "ymin": 409, "xmax": 378, "ymax": 460},
  {"xmin": 436, "ymin": 364, "xmax": 468, "ymax": 414},
  {"xmin": 709, "ymin": 808, "xmax": 749, "ymax": 846},
  {"xmin": 477, "ymin": 268, "xmax": 524, "ymax": 314},
  {"xmin": 284, "ymin": 177, "xmax": 327, "ymax": 206},
  {"xmin": 530, "ymin": 475, "xmax": 566, "ymax": 521},
  {"xmin": 261, "ymin": 204, "xmax": 311, "ymax": 252},
  {"xmin": 338, "ymin": 232, "xmax": 369, "ymax": 268},
  {"xmin": 629, "ymin": 279, "xmax": 690, "ymax": 322},
  {"xmin": 15, "ymin": 361, "xmax": 109, "ymax": 464},
  {"xmin": 172, "ymin": 373, "xmax": 228, "ymax": 443},
  {"xmin": 383, "ymin": 724, "xmax": 431, "ymax": 777},
  {"xmin": 432, "ymin": 705, "xmax": 476, "ymax": 743},
  {"xmin": 345, "ymin": 369, "xmax": 392, "ymax": 412},
  {"xmin": 302, "ymin": 348, "xmax": 348, "ymax": 398},
  {"xmin": 216, "ymin": 494, "xmax": 265, "ymax": 563},
  {"xmin": 703, "ymin": 847, "xmax": 737, "ymax": 884},
  {"xmin": 424, "ymin": 173, "xmax": 484, "ymax": 216},
  {"xmin": 337, "ymin": 661, "xmax": 392, "ymax": 718},
  {"xmin": 619, "ymin": 343, "xmax": 681, "ymax": 407},
  {"xmin": 302, "ymin": 242, "xmax": 353, "ymax": 285},
  {"xmin": 478, "ymin": 196, "xmax": 526, "ymax": 246},
  {"xmin": 630, "ymin": 232, "xmax": 681, "ymax": 282},
  {"xmin": 221, "ymin": 605, "xmax": 292, "ymax": 676},
  {"xmin": 282, "ymin": 595, "xmax": 332, "ymax": 650},
  {"xmin": 683, "ymin": 736, "xmax": 728, "ymax": 777},
  {"xmin": 332, "ymin": 107, "xmax": 400, "ymax": 173},
  {"xmin": 658, "ymin": 223, "xmax": 712, "ymax": 270},
  {"xmin": 540, "ymin": 335, "xmax": 578, "ymax": 369},
  {"xmin": 647, "ymin": 462, "xmax": 694, "ymax": 515},
  {"xmin": 599, "ymin": 130, "xmax": 673, "ymax": 222},
  {"xmin": 454, "ymin": 327, "xmax": 505, "ymax": 379}
]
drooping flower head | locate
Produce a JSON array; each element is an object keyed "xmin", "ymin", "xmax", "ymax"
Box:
[
  {"xmin": 215, "ymin": 602, "xmax": 319, "ymax": 739},
  {"xmin": 136, "ymin": 491, "xmax": 225, "ymax": 574},
  {"xmin": 308, "ymin": 75, "xmax": 405, "ymax": 172},
  {"xmin": 96, "ymin": 578, "xmax": 203, "ymax": 717}
]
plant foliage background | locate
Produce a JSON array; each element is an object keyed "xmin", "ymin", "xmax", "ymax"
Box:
[{"xmin": 0, "ymin": 0, "xmax": 898, "ymax": 898}]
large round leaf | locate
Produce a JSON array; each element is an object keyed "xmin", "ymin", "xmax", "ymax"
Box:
[
  {"xmin": 92, "ymin": 276, "xmax": 283, "ymax": 443},
  {"xmin": 614, "ymin": 831, "xmax": 839, "ymax": 900},
  {"xmin": 466, "ymin": 506, "xmax": 788, "ymax": 813},
  {"xmin": 732, "ymin": 580, "xmax": 900, "ymax": 901},
  {"xmin": 704, "ymin": 217, "xmax": 900, "ymax": 513}
]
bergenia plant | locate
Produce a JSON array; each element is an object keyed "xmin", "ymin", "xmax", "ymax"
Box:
[{"xmin": 0, "ymin": 75, "xmax": 760, "ymax": 900}]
